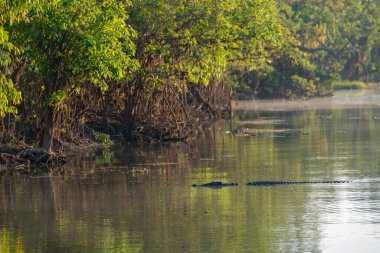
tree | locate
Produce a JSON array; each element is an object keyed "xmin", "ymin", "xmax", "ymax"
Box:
[
  {"xmin": 0, "ymin": 0, "xmax": 39, "ymax": 118},
  {"xmin": 123, "ymin": 0, "xmax": 283, "ymax": 133},
  {"xmin": 10, "ymin": 0, "xmax": 136, "ymax": 152},
  {"xmin": 283, "ymin": 0, "xmax": 380, "ymax": 82}
]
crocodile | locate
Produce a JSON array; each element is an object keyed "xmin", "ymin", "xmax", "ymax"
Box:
[
  {"xmin": 191, "ymin": 180, "xmax": 352, "ymax": 188},
  {"xmin": 246, "ymin": 180, "xmax": 352, "ymax": 186},
  {"xmin": 191, "ymin": 181, "xmax": 238, "ymax": 188}
]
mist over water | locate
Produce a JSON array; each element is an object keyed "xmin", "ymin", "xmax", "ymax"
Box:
[
  {"xmin": 237, "ymin": 90, "xmax": 380, "ymax": 111},
  {"xmin": 2, "ymin": 90, "xmax": 380, "ymax": 252}
]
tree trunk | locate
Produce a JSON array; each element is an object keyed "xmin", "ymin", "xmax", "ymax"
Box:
[
  {"xmin": 41, "ymin": 107, "xmax": 55, "ymax": 154},
  {"xmin": 39, "ymin": 70, "xmax": 60, "ymax": 154},
  {"xmin": 124, "ymin": 97, "xmax": 137, "ymax": 137},
  {"xmin": 11, "ymin": 59, "xmax": 28, "ymax": 87},
  {"xmin": 124, "ymin": 80, "xmax": 142, "ymax": 137}
]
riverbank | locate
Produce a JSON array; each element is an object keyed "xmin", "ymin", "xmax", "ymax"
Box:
[
  {"xmin": 0, "ymin": 140, "xmax": 108, "ymax": 176},
  {"xmin": 332, "ymin": 81, "xmax": 379, "ymax": 90},
  {"xmin": 2, "ymin": 87, "xmax": 378, "ymax": 175},
  {"xmin": 0, "ymin": 113, "xmax": 218, "ymax": 175}
]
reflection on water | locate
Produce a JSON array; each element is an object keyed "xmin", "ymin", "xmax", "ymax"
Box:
[{"xmin": 2, "ymin": 90, "xmax": 380, "ymax": 252}]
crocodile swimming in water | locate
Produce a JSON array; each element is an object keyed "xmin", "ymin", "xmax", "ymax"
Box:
[
  {"xmin": 191, "ymin": 180, "xmax": 352, "ymax": 188},
  {"xmin": 246, "ymin": 180, "xmax": 352, "ymax": 186},
  {"xmin": 191, "ymin": 181, "xmax": 238, "ymax": 188}
]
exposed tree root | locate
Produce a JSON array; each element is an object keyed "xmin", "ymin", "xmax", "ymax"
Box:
[
  {"xmin": 0, "ymin": 147, "xmax": 68, "ymax": 175},
  {"xmin": 18, "ymin": 148, "xmax": 68, "ymax": 165}
]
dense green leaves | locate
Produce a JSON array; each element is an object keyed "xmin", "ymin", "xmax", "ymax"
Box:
[
  {"xmin": 17, "ymin": 0, "xmax": 137, "ymax": 91},
  {"xmin": 234, "ymin": 0, "xmax": 380, "ymax": 98},
  {"xmin": 128, "ymin": 0, "xmax": 282, "ymax": 89},
  {"xmin": 1, "ymin": 0, "xmax": 138, "ymax": 150},
  {"xmin": 284, "ymin": 0, "xmax": 380, "ymax": 82},
  {"xmin": 0, "ymin": 0, "xmax": 31, "ymax": 117}
]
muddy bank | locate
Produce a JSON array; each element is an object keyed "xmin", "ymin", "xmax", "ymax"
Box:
[
  {"xmin": 0, "ymin": 141, "xmax": 107, "ymax": 176},
  {"xmin": 0, "ymin": 117, "xmax": 219, "ymax": 175}
]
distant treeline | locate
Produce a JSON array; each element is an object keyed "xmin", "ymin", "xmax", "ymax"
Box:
[
  {"xmin": 234, "ymin": 0, "xmax": 380, "ymax": 99},
  {"xmin": 1, "ymin": 0, "xmax": 379, "ymax": 152}
]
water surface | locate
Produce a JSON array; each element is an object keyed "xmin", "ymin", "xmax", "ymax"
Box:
[{"xmin": 2, "ymin": 90, "xmax": 380, "ymax": 252}]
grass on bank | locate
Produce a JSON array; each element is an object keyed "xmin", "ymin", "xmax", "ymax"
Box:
[{"xmin": 332, "ymin": 81, "xmax": 379, "ymax": 90}]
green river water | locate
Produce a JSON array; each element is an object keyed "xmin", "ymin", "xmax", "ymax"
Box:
[{"xmin": 1, "ymin": 90, "xmax": 380, "ymax": 252}]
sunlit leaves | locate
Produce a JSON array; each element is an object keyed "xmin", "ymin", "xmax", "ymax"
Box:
[
  {"xmin": 0, "ymin": 0, "xmax": 43, "ymax": 118},
  {"xmin": 0, "ymin": 77, "xmax": 22, "ymax": 117},
  {"xmin": 16, "ymin": 0, "xmax": 137, "ymax": 97},
  {"xmin": 45, "ymin": 90, "xmax": 67, "ymax": 110},
  {"xmin": 128, "ymin": 0, "xmax": 283, "ymax": 93}
]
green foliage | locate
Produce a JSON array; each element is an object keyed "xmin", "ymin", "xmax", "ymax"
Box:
[
  {"xmin": 128, "ymin": 0, "xmax": 283, "ymax": 91},
  {"xmin": 283, "ymin": 0, "xmax": 380, "ymax": 82},
  {"xmin": 3, "ymin": 0, "xmax": 138, "ymax": 148},
  {"xmin": 2, "ymin": 0, "xmax": 379, "ymax": 148},
  {"xmin": 230, "ymin": 45, "xmax": 331, "ymax": 98},
  {"xmin": 16, "ymin": 0, "xmax": 137, "ymax": 92},
  {"xmin": 0, "ymin": 1, "xmax": 63, "ymax": 117},
  {"xmin": 0, "ymin": 77, "xmax": 21, "ymax": 117},
  {"xmin": 290, "ymin": 75, "xmax": 316, "ymax": 97},
  {"xmin": 45, "ymin": 90, "xmax": 67, "ymax": 110},
  {"xmin": 332, "ymin": 81, "xmax": 378, "ymax": 90},
  {"xmin": 0, "ymin": 0, "xmax": 33, "ymax": 118},
  {"xmin": 232, "ymin": 0, "xmax": 380, "ymax": 99},
  {"xmin": 91, "ymin": 130, "xmax": 113, "ymax": 145},
  {"xmin": 119, "ymin": 0, "xmax": 285, "ymax": 134}
]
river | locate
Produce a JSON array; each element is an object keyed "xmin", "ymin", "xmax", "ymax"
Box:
[{"xmin": 1, "ymin": 90, "xmax": 380, "ymax": 252}]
